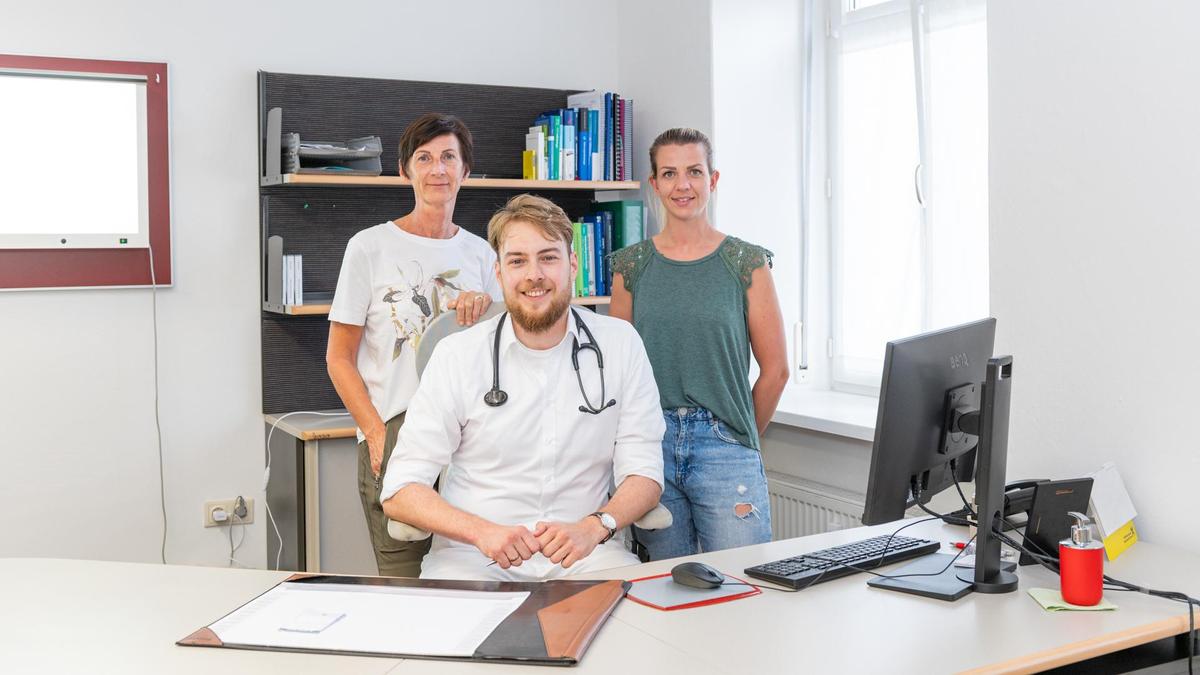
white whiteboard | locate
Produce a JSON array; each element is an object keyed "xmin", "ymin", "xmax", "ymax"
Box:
[{"xmin": 0, "ymin": 71, "xmax": 149, "ymax": 249}]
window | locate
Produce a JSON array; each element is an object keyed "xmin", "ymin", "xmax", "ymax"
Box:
[{"xmin": 823, "ymin": 0, "xmax": 988, "ymax": 392}]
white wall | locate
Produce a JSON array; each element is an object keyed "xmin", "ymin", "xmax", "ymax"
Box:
[
  {"xmin": 710, "ymin": 0, "xmax": 804, "ymax": 354},
  {"xmin": 615, "ymin": 0, "xmax": 715, "ymax": 232},
  {"xmin": 990, "ymin": 2, "xmax": 1200, "ymax": 552},
  {"xmin": 0, "ymin": 0, "xmax": 621, "ymax": 566}
]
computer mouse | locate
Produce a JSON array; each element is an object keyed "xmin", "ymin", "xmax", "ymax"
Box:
[{"xmin": 671, "ymin": 562, "xmax": 726, "ymax": 589}]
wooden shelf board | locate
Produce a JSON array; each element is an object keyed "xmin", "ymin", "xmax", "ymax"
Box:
[
  {"xmin": 263, "ymin": 174, "xmax": 639, "ymax": 191},
  {"xmin": 266, "ymin": 296, "xmax": 610, "ymax": 316},
  {"xmin": 570, "ymin": 296, "xmax": 612, "ymax": 306}
]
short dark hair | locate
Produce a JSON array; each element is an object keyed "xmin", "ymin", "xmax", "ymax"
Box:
[
  {"xmin": 397, "ymin": 113, "xmax": 474, "ymax": 178},
  {"xmin": 649, "ymin": 127, "xmax": 715, "ymax": 176}
]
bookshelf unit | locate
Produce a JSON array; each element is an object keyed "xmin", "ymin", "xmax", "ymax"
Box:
[
  {"xmin": 262, "ymin": 174, "xmax": 639, "ymax": 191},
  {"xmin": 266, "ymin": 295, "xmax": 611, "ymax": 317},
  {"xmin": 259, "ymin": 71, "xmax": 631, "ymax": 414}
]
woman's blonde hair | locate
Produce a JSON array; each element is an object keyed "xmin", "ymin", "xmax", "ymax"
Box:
[
  {"xmin": 486, "ymin": 194, "xmax": 574, "ymax": 253},
  {"xmin": 648, "ymin": 127, "xmax": 715, "ymax": 176}
]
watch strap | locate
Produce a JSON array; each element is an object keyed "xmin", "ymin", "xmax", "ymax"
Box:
[{"xmin": 589, "ymin": 511, "xmax": 616, "ymax": 543}]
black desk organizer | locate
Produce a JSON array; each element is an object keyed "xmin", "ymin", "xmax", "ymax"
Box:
[{"xmin": 258, "ymin": 71, "xmax": 604, "ymax": 414}]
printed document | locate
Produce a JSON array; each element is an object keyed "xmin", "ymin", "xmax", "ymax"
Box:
[{"xmin": 210, "ymin": 582, "xmax": 529, "ymax": 657}]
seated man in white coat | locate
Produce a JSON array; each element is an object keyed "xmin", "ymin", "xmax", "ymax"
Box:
[{"xmin": 380, "ymin": 194, "xmax": 665, "ymax": 580}]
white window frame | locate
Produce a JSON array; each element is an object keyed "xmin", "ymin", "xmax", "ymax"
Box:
[{"xmin": 818, "ymin": 0, "xmax": 987, "ymax": 395}]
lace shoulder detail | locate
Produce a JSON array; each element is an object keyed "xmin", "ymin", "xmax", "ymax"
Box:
[
  {"xmin": 719, "ymin": 236, "xmax": 774, "ymax": 289},
  {"xmin": 609, "ymin": 239, "xmax": 655, "ymax": 292}
]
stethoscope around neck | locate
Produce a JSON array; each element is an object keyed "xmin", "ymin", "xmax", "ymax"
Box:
[{"xmin": 484, "ymin": 307, "xmax": 616, "ymax": 415}]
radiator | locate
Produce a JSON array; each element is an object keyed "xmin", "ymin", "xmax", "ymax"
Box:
[{"xmin": 767, "ymin": 476, "xmax": 865, "ymax": 540}]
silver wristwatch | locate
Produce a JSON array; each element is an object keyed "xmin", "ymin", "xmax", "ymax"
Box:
[{"xmin": 590, "ymin": 511, "xmax": 617, "ymax": 543}]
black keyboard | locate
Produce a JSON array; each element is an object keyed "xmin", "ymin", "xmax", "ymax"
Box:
[{"xmin": 744, "ymin": 534, "xmax": 941, "ymax": 590}]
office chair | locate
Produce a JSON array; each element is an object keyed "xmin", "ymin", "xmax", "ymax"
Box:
[{"xmin": 386, "ymin": 305, "xmax": 672, "ymax": 542}]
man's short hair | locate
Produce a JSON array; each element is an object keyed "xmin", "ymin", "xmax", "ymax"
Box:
[
  {"xmin": 397, "ymin": 113, "xmax": 474, "ymax": 178},
  {"xmin": 486, "ymin": 194, "xmax": 574, "ymax": 254}
]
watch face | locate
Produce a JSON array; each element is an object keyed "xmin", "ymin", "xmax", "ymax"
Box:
[{"xmin": 599, "ymin": 512, "xmax": 617, "ymax": 530}]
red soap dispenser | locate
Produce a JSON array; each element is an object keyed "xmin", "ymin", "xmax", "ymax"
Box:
[{"xmin": 1059, "ymin": 511, "xmax": 1104, "ymax": 606}]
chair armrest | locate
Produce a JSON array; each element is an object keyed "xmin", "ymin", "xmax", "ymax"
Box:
[
  {"xmin": 386, "ymin": 519, "xmax": 431, "ymax": 542},
  {"xmin": 633, "ymin": 503, "xmax": 673, "ymax": 531}
]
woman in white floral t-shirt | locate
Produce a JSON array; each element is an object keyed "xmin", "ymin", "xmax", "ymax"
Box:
[{"xmin": 327, "ymin": 113, "xmax": 501, "ymax": 576}]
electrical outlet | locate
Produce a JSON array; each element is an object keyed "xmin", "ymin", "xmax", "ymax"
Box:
[{"xmin": 203, "ymin": 497, "xmax": 254, "ymax": 528}]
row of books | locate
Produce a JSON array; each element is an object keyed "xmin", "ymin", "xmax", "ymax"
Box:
[
  {"xmin": 281, "ymin": 254, "xmax": 304, "ymax": 305},
  {"xmin": 523, "ymin": 91, "xmax": 634, "ymax": 182},
  {"xmin": 572, "ymin": 200, "xmax": 643, "ymax": 297}
]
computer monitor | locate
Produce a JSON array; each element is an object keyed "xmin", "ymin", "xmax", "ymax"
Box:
[
  {"xmin": 862, "ymin": 318, "xmax": 994, "ymax": 525},
  {"xmin": 861, "ymin": 317, "xmax": 1018, "ymax": 598}
]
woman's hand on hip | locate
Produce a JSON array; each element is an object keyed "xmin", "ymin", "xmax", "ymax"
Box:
[{"xmin": 366, "ymin": 425, "xmax": 386, "ymax": 478}]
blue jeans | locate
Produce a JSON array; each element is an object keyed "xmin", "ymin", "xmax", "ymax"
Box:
[{"xmin": 635, "ymin": 407, "xmax": 772, "ymax": 560}]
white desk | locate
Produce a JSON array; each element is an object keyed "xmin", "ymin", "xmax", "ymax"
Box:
[
  {"xmin": 3, "ymin": 520, "xmax": 1196, "ymax": 674},
  {"xmin": 0, "ymin": 558, "xmax": 720, "ymax": 675},
  {"xmin": 590, "ymin": 519, "xmax": 1200, "ymax": 674}
]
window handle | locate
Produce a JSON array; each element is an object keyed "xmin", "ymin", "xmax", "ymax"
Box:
[{"xmin": 914, "ymin": 163, "xmax": 925, "ymax": 206}]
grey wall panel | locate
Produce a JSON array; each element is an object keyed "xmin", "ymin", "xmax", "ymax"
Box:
[{"xmin": 259, "ymin": 71, "xmax": 602, "ymax": 414}]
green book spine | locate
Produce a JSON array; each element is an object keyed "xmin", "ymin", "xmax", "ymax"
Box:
[
  {"xmin": 550, "ymin": 116, "xmax": 562, "ymax": 180},
  {"xmin": 572, "ymin": 221, "xmax": 584, "ymax": 296},
  {"xmin": 592, "ymin": 200, "xmax": 644, "ymax": 250},
  {"xmin": 583, "ymin": 221, "xmax": 594, "ymax": 295}
]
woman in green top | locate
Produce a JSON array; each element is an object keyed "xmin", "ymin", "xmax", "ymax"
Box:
[{"xmin": 611, "ymin": 128, "xmax": 789, "ymax": 559}]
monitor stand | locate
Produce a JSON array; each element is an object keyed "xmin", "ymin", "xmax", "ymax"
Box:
[
  {"xmin": 868, "ymin": 553, "xmax": 974, "ymax": 601},
  {"xmin": 966, "ymin": 356, "xmax": 1020, "ymax": 595},
  {"xmin": 871, "ymin": 356, "xmax": 1022, "ymax": 601},
  {"xmin": 869, "ymin": 553, "xmax": 1018, "ymax": 602}
]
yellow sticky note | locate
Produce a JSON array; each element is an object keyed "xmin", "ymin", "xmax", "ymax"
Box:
[{"xmin": 1103, "ymin": 520, "xmax": 1138, "ymax": 561}]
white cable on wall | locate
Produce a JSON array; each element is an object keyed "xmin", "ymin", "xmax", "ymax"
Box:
[{"xmin": 147, "ymin": 243, "xmax": 168, "ymax": 564}]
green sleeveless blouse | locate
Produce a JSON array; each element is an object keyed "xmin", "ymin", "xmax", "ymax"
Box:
[{"xmin": 611, "ymin": 236, "xmax": 773, "ymax": 450}]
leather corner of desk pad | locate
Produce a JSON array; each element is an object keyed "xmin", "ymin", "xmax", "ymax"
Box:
[
  {"xmin": 473, "ymin": 579, "xmax": 630, "ymax": 663},
  {"xmin": 177, "ymin": 626, "xmax": 224, "ymax": 647},
  {"xmin": 284, "ymin": 572, "xmax": 321, "ymax": 582},
  {"xmin": 537, "ymin": 580, "xmax": 630, "ymax": 660}
]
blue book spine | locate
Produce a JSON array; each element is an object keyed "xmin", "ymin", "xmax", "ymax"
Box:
[
  {"xmin": 592, "ymin": 214, "xmax": 606, "ymax": 296},
  {"xmin": 579, "ymin": 110, "xmax": 592, "ymax": 181},
  {"xmin": 600, "ymin": 210, "xmax": 613, "ymax": 293},
  {"xmin": 589, "ymin": 109, "xmax": 600, "ymax": 181},
  {"xmin": 560, "ymin": 109, "xmax": 575, "ymax": 181}
]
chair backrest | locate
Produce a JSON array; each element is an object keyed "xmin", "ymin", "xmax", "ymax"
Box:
[
  {"xmin": 415, "ymin": 303, "xmax": 505, "ymax": 379},
  {"xmin": 388, "ymin": 302, "xmax": 505, "ymax": 544}
]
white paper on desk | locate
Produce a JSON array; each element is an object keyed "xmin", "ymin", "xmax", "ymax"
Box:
[
  {"xmin": 1087, "ymin": 461, "xmax": 1137, "ymax": 538},
  {"xmin": 209, "ymin": 582, "xmax": 529, "ymax": 657}
]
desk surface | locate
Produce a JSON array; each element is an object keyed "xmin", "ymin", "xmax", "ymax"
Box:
[
  {"xmin": 3, "ymin": 520, "xmax": 1196, "ymax": 675},
  {"xmin": 590, "ymin": 520, "xmax": 1200, "ymax": 674},
  {"xmin": 264, "ymin": 410, "xmax": 356, "ymax": 441}
]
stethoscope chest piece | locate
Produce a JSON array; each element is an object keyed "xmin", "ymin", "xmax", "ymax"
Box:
[{"xmin": 483, "ymin": 388, "xmax": 508, "ymax": 407}]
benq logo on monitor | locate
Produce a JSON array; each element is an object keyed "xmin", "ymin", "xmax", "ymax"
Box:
[{"xmin": 950, "ymin": 353, "xmax": 970, "ymax": 369}]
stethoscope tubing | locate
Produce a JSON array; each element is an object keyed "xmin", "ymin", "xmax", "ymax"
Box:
[{"xmin": 485, "ymin": 307, "xmax": 614, "ymax": 414}]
